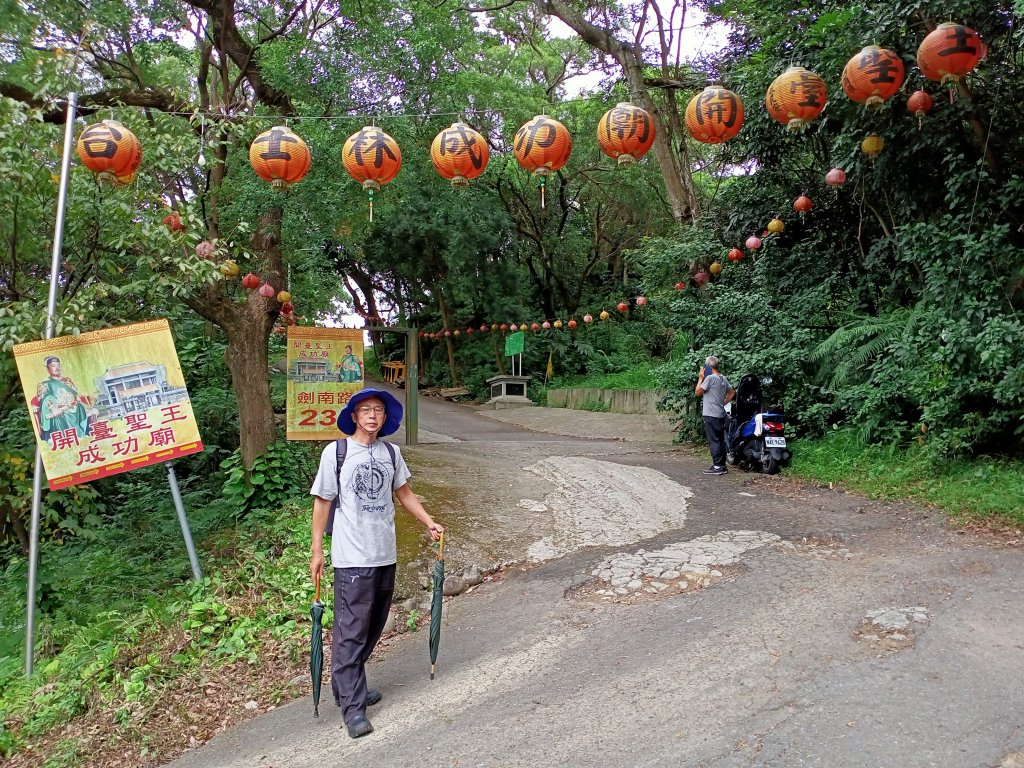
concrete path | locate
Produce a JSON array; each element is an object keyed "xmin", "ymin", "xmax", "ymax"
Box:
[{"xmin": 167, "ymin": 393, "xmax": 1024, "ymax": 768}]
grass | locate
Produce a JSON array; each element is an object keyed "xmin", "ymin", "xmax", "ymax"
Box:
[
  {"xmin": 790, "ymin": 429, "xmax": 1024, "ymax": 526},
  {"xmin": 550, "ymin": 364, "xmax": 660, "ymax": 391}
]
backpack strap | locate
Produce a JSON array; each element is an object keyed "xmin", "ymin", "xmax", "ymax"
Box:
[{"xmin": 325, "ymin": 438, "xmax": 348, "ymax": 538}]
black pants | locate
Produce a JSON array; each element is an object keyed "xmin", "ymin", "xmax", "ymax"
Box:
[
  {"xmin": 332, "ymin": 564, "xmax": 396, "ymax": 723},
  {"xmin": 704, "ymin": 415, "xmax": 727, "ymax": 467}
]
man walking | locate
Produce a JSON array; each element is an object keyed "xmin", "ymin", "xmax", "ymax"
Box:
[
  {"xmin": 309, "ymin": 387, "xmax": 443, "ymax": 739},
  {"xmin": 695, "ymin": 356, "xmax": 735, "ymax": 475}
]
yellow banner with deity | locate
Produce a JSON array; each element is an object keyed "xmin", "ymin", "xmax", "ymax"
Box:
[
  {"xmin": 286, "ymin": 327, "xmax": 365, "ymax": 440},
  {"xmin": 12, "ymin": 319, "xmax": 203, "ymax": 490}
]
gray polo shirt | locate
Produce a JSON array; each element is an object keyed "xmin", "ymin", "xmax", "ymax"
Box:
[{"xmin": 700, "ymin": 373, "xmax": 732, "ymax": 418}]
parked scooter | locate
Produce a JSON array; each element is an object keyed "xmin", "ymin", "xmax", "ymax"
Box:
[{"xmin": 725, "ymin": 374, "xmax": 792, "ymax": 475}]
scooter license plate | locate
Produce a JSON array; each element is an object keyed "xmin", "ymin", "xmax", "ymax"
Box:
[{"xmin": 764, "ymin": 436, "xmax": 787, "ymax": 448}]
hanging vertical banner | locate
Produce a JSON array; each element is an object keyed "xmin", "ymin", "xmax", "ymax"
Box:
[
  {"xmin": 286, "ymin": 327, "xmax": 365, "ymax": 440},
  {"xmin": 12, "ymin": 319, "xmax": 204, "ymax": 490}
]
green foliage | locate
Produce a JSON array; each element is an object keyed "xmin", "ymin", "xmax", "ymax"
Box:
[
  {"xmin": 221, "ymin": 441, "xmax": 317, "ymax": 515},
  {"xmin": 405, "ymin": 609, "xmax": 420, "ymax": 632}
]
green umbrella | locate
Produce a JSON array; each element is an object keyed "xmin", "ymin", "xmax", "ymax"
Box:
[
  {"xmin": 310, "ymin": 572, "xmax": 325, "ymax": 717},
  {"xmin": 429, "ymin": 532, "xmax": 445, "ymax": 680}
]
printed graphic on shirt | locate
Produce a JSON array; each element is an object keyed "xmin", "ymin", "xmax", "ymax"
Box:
[{"xmin": 350, "ymin": 460, "xmax": 389, "ymax": 503}]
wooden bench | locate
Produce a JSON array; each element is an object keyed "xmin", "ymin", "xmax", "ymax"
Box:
[{"xmin": 381, "ymin": 361, "xmax": 405, "ymax": 384}]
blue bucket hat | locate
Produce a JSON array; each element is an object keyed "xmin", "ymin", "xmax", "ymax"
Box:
[{"xmin": 337, "ymin": 388, "xmax": 404, "ymax": 437}]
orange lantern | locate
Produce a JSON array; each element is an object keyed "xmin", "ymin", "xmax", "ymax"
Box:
[
  {"xmin": 685, "ymin": 86, "xmax": 745, "ymax": 144},
  {"xmin": 76, "ymin": 120, "xmax": 142, "ymax": 185},
  {"xmin": 861, "ymin": 133, "xmax": 885, "ymax": 158},
  {"xmin": 917, "ymin": 23, "xmax": 984, "ymax": 88},
  {"xmin": 793, "ymin": 195, "xmax": 813, "ymax": 215},
  {"xmin": 597, "ymin": 103, "xmax": 656, "ymax": 165},
  {"xmin": 343, "ymin": 126, "xmax": 402, "ymax": 221},
  {"xmin": 842, "ymin": 46, "xmax": 905, "ymax": 109},
  {"xmin": 430, "ymin": 122, "xmax": 489, "ymax": 187},
  {"xmin": 765, "ymin": 67, "xmax": 827, "ymax": 132},
  {"xmin": 248, "ymin": 126, "xmax": 311, "ymax": 190},
  {"xmin": 907, "ymin": 89, "xmax": 934, "ymax": 128},
  {"xmin": 513, "ymin": 115, "xmax": 572, "ymax": 208}
]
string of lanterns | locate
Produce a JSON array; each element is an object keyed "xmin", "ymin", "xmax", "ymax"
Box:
[{"xmin": 75, "ymin": 22, "xmax": 985, "ymax": 223}]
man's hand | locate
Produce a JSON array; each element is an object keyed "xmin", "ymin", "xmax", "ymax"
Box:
[
  {"xmin": 425, "ymin": 519, "xmax": 444, "ymax": 542},
  {"xmin": 310, "ymin": 548, "xmax": 325, "ymax": 582}
]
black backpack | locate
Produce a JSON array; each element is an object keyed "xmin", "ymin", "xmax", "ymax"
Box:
[{"xmin": 325, "ymin": 438, "xmax": 397, "ymax": 536}]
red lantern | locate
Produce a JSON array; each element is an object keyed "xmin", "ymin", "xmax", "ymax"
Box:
[
  {"xmin": 281, "ymin": 301, "xmax": 294, "ymax": 313},
  {"xmin": 636, "ymin": 296, "xmax": 647, "ymax": 306},
  {"xmin": 500, "ymin": 324, "xmax": 508, "ymax": 331},
  {"xmin": 480, "ymin": 324, "xmax": 488, "ymax": 332},
  {"xmin": 444, "ymin": 330, "xmax": 452, "ymax": 337},
  {"xmin": 694, "ymin": 271, "xmax": 709, "ymax": 286},
  {"xmin": 727, "ymin": 248, "xmax": 744, "ymax": 262},
  {"xmin": 241, "ymin": 273, "xmax": 260, "ymax": 289},
  {"xmin": 430, "ymin": 122, "xmax": 489, "ymax": 187},
  {"xmin": 568, "ymin": 320, "xmax": 577, "ymax": 329},
  {"xmin": 343, "ymin": 126, "xmax": 402, "ymax": 221},
  {"xmin": 793, "ymin": 195, "xmax": 813, "ymax": 215},
  {"xmin": 76, "ymin": 120, "xmax": 142, "ymax": 185},
  {"xmin": 195, "ymin": 240, "xmax": 215, "ymax": 259},
  {"xmin": 685, "ymin": 86, "xmax": 745, "ymax": 144},
  {"xmin": 917, "ymin": 23, "xmax": 984, "ymax": 88},
  {"xmin": 826, "ymin": 168, "xmax": 847, "ymax": 187},
  {"xmin": 249, "ymin": 126, "xmax": 311, "ymax": 190},
  {"xmin": 513, "ymin": 115, "xmax": 572, "ymax": 208},
  {"xmin": 746, "ymin": 235, "xmax": 762, "ymax": 250},
  {"xmin": 842, "ymin": 46, "xmax": 905, "ymax": 109},
  {"xmin": 766, "ymin": 67, "xmax": 827, "ymax": 132},
  {"xmin": 675, "ymin": 282, "xmax": 687, "ymax": 290},
  {"xmin": 466, "ymin": 327, "xmax": 473, "ymax": 334},
  {"xmin": 617, "ymin": 302, "xmax": 628, "ymax": 313},
  {"xmin": 531, "ymin": 323, "xmax": 540, "ymax": 331},
  {"xmin": 907, "ymin": 90, "xmax": 934, "ymax": 128},
  {"xmin": 163, "ymin": 212, "xmax": 184, "ymax": 232},
  {"xmin": 258, "ymin": 283, "xmax": 276, "ymax": 298},
  {"xmin": 597, "ymin": 103, "xmax": 655, "ymax": 165}
]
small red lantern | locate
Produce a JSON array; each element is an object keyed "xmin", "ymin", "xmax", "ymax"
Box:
[
  {"xmin": 466, "ymin": 327, "xmax": 473, "ymax": 334},
  {"xmin": 258, "ymin": 283, "xmax": 275, "ymax": 298},
  {"xmin": 531, "ymin": 323, "xmax": 540, "ymax": 331},
  {"xmin": 826, "ymin": 168, "xmax": 847, "ymax": 187},
  {"xmin": 249, "ymin": 126, "xmax": 311, "ymax": 190},
  {"xmin": 583, "ymin": 314, "xmax": 593, "ymax": 324},
  {"xmin": 568, "ymin": 319, "xmax": 577, "ymax": 329},
  {"xmin": 444, "ymin": 330, "xmax": 452, "ymax": 337},
  {"xmin": 746, "ymin": 235, "xmax": 762, "ymax": 250},
  {"xmin": 281, "ymin": 302, "xmax": 294, "ymax": 313},
  {"xmin": 195, "ymin": 240, "xmax": 215, "ymax": 259},
  {"xmin": 431, "ymin": 122, "xmax": 489, "ymax": 187},
  {"xmin": 694, "ymin": 271, "xmax": 709, "ymax": 286},
  {"xmin": 480, "ymin": 324, "xmax": 488, "ymax": 332},
  {"xmin": 513, "ymin": 115, "xmax": 572, "ymax": 208},
  {"xmin": 343, "ymin": 126, "xmax": 402, "ymax": 221},
  {"xmin": 500, "ymin": 324, "xmax": 508, "ymax": 331},
  {"xmin": 617, "ymin": 302, "xmax": 628, "ymax": 313},
  {"xmin": 727, "ymin": 248, "xmax": 744, "ymax": 262},
  {"xmin": 675, "ymin": 281, "xmax": 687, "ymax": 290},
  {"xmin": 917, "ymin": 23, "xmax": 984, "ymax": 89},
  {"xmin": 76, "ymin": 120, "xmax": 142, "ymax": 185},
  {"xmin": 842, "ymin": 46, "xmax": 905, "ymax": 109},
  {"xmin": 163, "ymin": 212, "xmax": 184, "ymax": 232},
  {"xmin": 597, "ymin": 103, "xmax": 656, "ymax": 165},
  {"xmin": 765, "ymin": 67, "xmax": 827, "ymax": 132},
  {"xmin": 907, "ymin": 90, "xmax": 934, "ymax": 128},
  {"xmin": 685, "ymin": 85, "xmax": 745, "ymax": 144},
  {"xmin": 793, "ymin": 195, "xmax": 813, "ymax": 217},
  {"xmin": 241, "ymin": 273, "xmax": 260, "ymax": 289},
  {"xmin": 636, "ymin": 296, "xmax": 647, "ymax": 306}
]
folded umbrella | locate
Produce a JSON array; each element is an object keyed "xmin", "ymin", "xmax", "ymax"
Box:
[
  {"xmin": 429, "ymin": 532, "xmax": 445, "ymax": 680},
  {"xmin": 310, "ymin": 571, "xmax": 325, "ymax": 717}
]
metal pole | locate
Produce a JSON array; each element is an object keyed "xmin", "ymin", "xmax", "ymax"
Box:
[
  {"xmin": 166, "ymin": 462, "xmax": 203, "ymax": 581},
  {"xmin": 406, "ymin": 326, "xmax": 418, "ymax": 445},
  {"xmin": 25, "ymin": 92, "xmax": 78, "ymax": 679}
]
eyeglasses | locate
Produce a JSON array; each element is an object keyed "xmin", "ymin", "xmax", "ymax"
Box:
[{"xmin": 356, "ymin": 406, "xmax": 385, "ymax": 415}]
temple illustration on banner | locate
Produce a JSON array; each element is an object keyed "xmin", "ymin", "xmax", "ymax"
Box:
[
  {"xmin": 93, "ymin": 361, "xmax": 191, "ymax": 418},
  {"xmin": 288, "ymin": 357, "xmax": 335, "ymax": 382}
]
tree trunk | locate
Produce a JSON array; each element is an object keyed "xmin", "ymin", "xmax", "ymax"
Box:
[
  {"xmin": 225, "ymin": 321, "xmax": 276, "ymax": 469},
  {"xmin": 437, "ymin": 290, "xmax": 459, "ymax": 385},
  {"xmin": 537, "ymin": 0, "xmax": 699, "ymax": 224}
]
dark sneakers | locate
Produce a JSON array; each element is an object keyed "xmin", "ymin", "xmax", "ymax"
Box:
[
  {"xmin": 703, "ymin": 465, "xmax": 728, "ymax": 475},
  {"xmin": 346, "ymin": 713, "xmax": 374, "ymax": 738}
]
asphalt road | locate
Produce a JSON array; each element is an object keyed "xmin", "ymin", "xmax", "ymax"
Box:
[{"xmin": 167, "ymin": 393, "xmax": 1024, "ymax": 768}]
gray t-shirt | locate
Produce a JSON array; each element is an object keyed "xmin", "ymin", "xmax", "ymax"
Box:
[
  {"xmin": 310, "ymin": 438, "xmax": 412, "ymax": 568},
  {"xmin": 700, "ymin": 372, "xmax": 732, "ymax": 418}
]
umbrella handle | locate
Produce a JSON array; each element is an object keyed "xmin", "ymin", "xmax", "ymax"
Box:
[
  {"xmin": 314, "ymin": 570, "xmax": 321, "ymax": 604},
  {"xmin": 437, "ymin": 531, "xmax": 445, "ymax": 560}
]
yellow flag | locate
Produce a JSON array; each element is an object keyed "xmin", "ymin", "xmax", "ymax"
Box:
[{"xmin": 546, "ymin": 350, "xmax": 554, "ymax": 380}]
